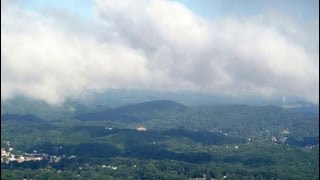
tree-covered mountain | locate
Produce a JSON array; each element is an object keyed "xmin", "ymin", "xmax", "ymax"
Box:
[
  {"xmin": 1, "ymin": 114, "xmax": 44, "ymax": 123},
  {"xmin": 75, "ymin": 100, "xmax": 188, "ymax": 122},
  {"xmin": 74, "ymin": 101, "xmax": 319, "ymax": 139},
  {"xmin": 287, "ymin": 104, "xmax": 319, "ymax": 116},
  {"xmin": 1, "ymin": 96, "xmax": 97, "ymax": 120},
  {"xmin": 1, "ymin": 98, "xmax": 319, "ymax": 179}
]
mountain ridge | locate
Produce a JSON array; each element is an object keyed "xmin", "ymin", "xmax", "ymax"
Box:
[{"xmin": 75, "ymin": 100, "xmax": 188, "ymax": 121}]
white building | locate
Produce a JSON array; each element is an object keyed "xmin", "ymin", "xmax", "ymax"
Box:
[{"xmin": 136, "ymin": 127, "xmax": 146, "ymax": 131}]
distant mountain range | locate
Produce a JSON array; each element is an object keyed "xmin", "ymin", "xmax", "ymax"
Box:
[
  {"xmin": 75, "ymin": 100, "xmax": 188, "ymax": 121},
  {"xmin": 2, "ymin": 92, "xmax": 317, "ymax": 119},
  {"xmin": 72, "ymin": 100, "xmax": 318, "ymax": 139},
  {"xmin": 286, "ymin": 104, "xmax": 319, "ymax": 116},
  {"xmin": 1, "ymin": 114, "xmax": 44, "ymax": 122},
  {"xmin": 1, "ymin": 96, "xmax": 318, "ymax": 139}
]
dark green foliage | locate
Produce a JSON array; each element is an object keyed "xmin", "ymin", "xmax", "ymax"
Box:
[
  {"xmin": 286, "ymin": 136, "xmax": 319, "ymax": 147},
  {"xmin": 287, "ymin": 104, "xmax": 319, "ymax": 116},
  {"xmin": 1, "ymin": 99, "xmax": 319, "ymax": 179},
  {"xmin": 161, "ymin": 129, "xmax": 243, "ymax": 145},
  {"xmin": 74, "ymin": 102, "xmax": 319, "ymax": 139}
]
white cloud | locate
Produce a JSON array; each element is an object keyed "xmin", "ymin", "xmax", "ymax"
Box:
[{"xmin": 1, "ymin": 0, "xmax": 319, "ymax": 104}]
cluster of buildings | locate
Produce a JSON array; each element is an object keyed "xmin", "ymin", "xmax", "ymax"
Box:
[
  {"xmin": 271, "ymin": 135, "xmax": 288, "ymax": 144},
  {"xmin": 101, "ymin": 165, "xmax": 118, "ymax": 170},
  {"xmin": 1, "ymin": 148, "xmax": 45, "ymax": 164},
  {"xmin": 189, "ymin": 174, "xmax": 227, "ymax": 180},
  {"xmin": 1, "ymin": 141, "xmax": 70, "ymax": 164},
  {"xmin": 225, "ymin": 145, "xmax": 239, "ymax": 149},
  {"xmin": 270, "ymin": 129, "xmax": 290, "ymax": 143}
]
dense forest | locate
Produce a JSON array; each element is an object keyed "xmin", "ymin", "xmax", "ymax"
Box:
[{"xmin": 1, "ymin": 98, "xmax": 319, "ymax": 179}]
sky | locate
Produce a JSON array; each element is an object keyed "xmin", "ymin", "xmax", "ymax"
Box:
[
  {"xmin": 180, "ymin": 0, "xmax": 319, "ymax": 20},
  {"xmin": 1, "ymin": 0, "xmax": 319, "ymax": 104}
]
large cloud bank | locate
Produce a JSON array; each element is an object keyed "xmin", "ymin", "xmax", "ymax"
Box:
[{"xmin": 1, "ymin": 0, "xmax": 319, "ymax": 104}]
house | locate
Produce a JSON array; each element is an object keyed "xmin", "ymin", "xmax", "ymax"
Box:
[
  {"xmin": 282, "ymin": 129, "xmax": 290, "ymax": 134},
  {"xmin": 105, "ymin": 127, "xmax": 112, "ymax": 130},
  {"xmin": 136, "ymin": 127, "xmax": 146, "ymax": 131},
  {"xmin": 17, "ymin": 156, "xmax": 25, "ymax": 163}
]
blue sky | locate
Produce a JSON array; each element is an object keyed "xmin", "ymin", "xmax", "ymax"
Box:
[
  {"xmin": 20, "ymin": 0, "xmax": 93, "ymax": 18},
  {"xmin": 20, "ymin": 0, "xmax": 319, "ymax": 22},
  {"xmin": 179, "ymin": 0, "xmax": 319, "ymax": 21}
]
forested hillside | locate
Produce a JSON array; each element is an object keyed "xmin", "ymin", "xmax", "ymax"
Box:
[{"xmin": 1, "ymin": 99, "xmax": 319, "ymax": 179}]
